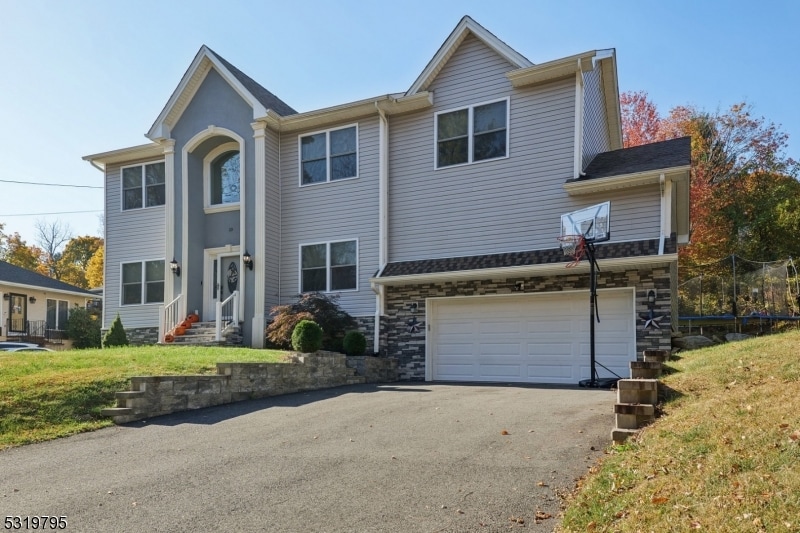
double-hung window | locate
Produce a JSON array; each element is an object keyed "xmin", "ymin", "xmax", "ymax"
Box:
[
  {"xmin": 121, "ymin": 260, "xmax": 165, "ymax": 305},
  {"xmin": 46, "ymin": 299, "xmax": 70, "ymax": 331},
  {"xmin": 122, "ymin": 161, "xmax": 165, "ymax": 210},
  {"xmin": 300, "ymin": 125, "xmax": 358, "ymax": 185},
  {"xmin": 300, "ymin": 240, "xmax": 357, "ymax": 292},
  {"xmin": 435, "ymin": 98, "xmax": 508, "ymax": 168}
]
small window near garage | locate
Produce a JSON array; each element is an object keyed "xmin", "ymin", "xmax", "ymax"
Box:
[
  {"xmin": 300, "ymin": 240, "xmax": 358, "ymax": 292},
  {"xmin": 436, "ymin": 98, "xmax": 508, "ymax": 168},
  {"xmin": 121, "ymin": 260, "xmax": 165, "ymax": 305},
  {"xmin": 122, "ymin": 161, "xmax": 165, "ymax": 210},
  {"xmin": 300, "ymin": 125, "xmax": 358, "ymax": 185}
]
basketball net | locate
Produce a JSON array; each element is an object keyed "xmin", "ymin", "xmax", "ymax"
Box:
[{"xmin": 558, "ymin": 234, "xmax": 586, "ymax": 268}]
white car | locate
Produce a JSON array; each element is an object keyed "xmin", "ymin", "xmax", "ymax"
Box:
[
  {"xmin": 0, "ymin": 342, "xmax": 40, "ymax": 350},
  {"xmin": 0, "ymin": 346, "xmax": 54, "ymax": 352}
]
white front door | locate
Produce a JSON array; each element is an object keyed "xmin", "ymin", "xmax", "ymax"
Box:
[{"xmin": 204, "ymin": 253, "xmax": 240, "ymax": 321}]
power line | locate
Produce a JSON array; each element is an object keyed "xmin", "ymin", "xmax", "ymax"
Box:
[
  {"xmin": 0, "ymin": 209, "xmax": 102, "ymax": 217},
  {"xmin": 0, "ymin": 178, "xmax": 103, "ymax": 189}
]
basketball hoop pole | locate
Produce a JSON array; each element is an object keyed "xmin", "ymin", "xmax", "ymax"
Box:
[{"xmin": 579, "ymin": 241, "xmax": 617, "ymax": 388}]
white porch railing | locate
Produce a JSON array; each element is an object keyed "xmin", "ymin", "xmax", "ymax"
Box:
[
  {"xmin": 216, "ymin": 290, "xmax": 239, "ymax": 341},
  {"xmin": 159, "ymin": 294, "xmax": 183, "ymax": 342}
]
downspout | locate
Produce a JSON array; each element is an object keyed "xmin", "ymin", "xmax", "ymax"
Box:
[
  {"xmin": 374, "ymin": 102, "xmax": 389, "ymax": 354},
  {"xmin": 658, "ymin": 173, "xmax": 666, "ymax": 255}
]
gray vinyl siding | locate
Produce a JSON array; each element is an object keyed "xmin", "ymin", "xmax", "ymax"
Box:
[
  {"xmin": 264, "ymin": 128, "xmax": 280, "ymax": 311},
  {"xmin": 104, "ymin": 158, "xmax": 166, "ymax": 329},
  {"xmin": 607, "ymin": 185, "xmax": 662, "ymax": 242},
  {"xmin": 389, "ymin": 34, "xmax": 579, "ymax": 261},
  {"xmin": 278, "ymin": 118, "xmax": 380, "ymax": 317},
  {"xmin": 582, "ymin": 67, "xmax": 611, "ymax": 170}
]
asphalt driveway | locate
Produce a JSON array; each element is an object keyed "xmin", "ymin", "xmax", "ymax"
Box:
[{"xmin": 0, "ymin": 383, "xmax": 614, "ymax": 532}]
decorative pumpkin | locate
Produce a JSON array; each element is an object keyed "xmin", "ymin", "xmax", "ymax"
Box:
[
  {"xmin": 164, "ymin": 334, "xmax": 175, "ymax": 343},
  {"xmin": 180, "ymin": 320, "xmax": 192, "ymax": 329},
  {"xmin": 187, "ymin": 313, "xmax": 200, "ymax": 323},
  {"xmin": 174, "ymin": 326, "xmax": 186, "ymax": 336}
]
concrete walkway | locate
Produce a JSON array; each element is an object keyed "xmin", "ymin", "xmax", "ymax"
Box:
[{"xmin": 0, "ymin": 383, "xmax": 614, "ymax": 532}]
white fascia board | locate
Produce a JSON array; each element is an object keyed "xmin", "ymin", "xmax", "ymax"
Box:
[
  {"xmin": 406, "ymin": 16, "xmax": 533, "ymax": 96},
  {"xmin": 0, "ymin": 281, "xmax": 95, "ymax": 299},
  {"xmin": 82, "ymin": 143, "xmax": 163, "ymax": 167},
  {"xmin": 598, "ymin": 51, "xmax": 623, "ymax": 150},
  {"xmin": 507, "ymin": 51, "xmax": 596, "ymax": 88},
  {"xmin": 146, "ymin": 46, "xmax": 267, "ymax": 142},
  {"xmin": 265, "ymin": 92, "xmax": 433, "ymax": 133},
  {"xmin": 564, "ymin": 166, "xmax": 691, "ymax": 196},
  {"xmin": 370, "ymin": 254, "xmax": 677, "ymax": 287}
]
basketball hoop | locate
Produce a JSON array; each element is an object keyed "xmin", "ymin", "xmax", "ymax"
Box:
[{"xmin": 558, "ymin": 234, "xmax": 586, "ymax": 267}]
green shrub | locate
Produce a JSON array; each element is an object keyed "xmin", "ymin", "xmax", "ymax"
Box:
[
  {"xmin": 267, "ymin": 293, "xmax": 357, "ymax": 350},
  {"xmin": 291, "ymin": 320, "xmax": 323, "ymax": 353},
  {"xmin": 342, "ymin": 330, "xmax": 367, "ymax": 356},
  {"xmin": 65, "ymin": 307, "xmax": 101, "ymax": 349},
  {"xmin": 102, "ymin": 314, "xmax": 129, "ymax": 348}
]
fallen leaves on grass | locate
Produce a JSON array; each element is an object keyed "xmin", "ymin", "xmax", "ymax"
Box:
[{"xmin": 500, "ymin": 429, "xmax": 510, "ymax": 435}]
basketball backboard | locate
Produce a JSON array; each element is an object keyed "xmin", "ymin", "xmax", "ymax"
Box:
[{"xmin": 560, "ymin": 202, "xmax": 610, "ymax": 243}]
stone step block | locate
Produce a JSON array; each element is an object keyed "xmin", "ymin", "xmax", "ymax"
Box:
[
  {"xmin": 611, "ymin": 428, "xmax": 639, "ymax": 445},
  {"xmin": 614, "ymin": 403, "xmax": 656, "ymax": 429},
  {"xmin": 630, "ymin": 361, "xmax": 662, "ymax": 379},
  {"xmin": 617, "ymin": 379, "xmax": 658, "ymax": 405},
  {"xmin": 100, "ymin": 407, "xmax": 133, "ymax": 417},
  {"xmin": 643, "ymin": 348, "xmax": 670, "ymax": 363}
]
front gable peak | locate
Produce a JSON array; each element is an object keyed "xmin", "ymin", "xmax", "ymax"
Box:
[
  {"xmin": 406, "ymin": 15, "xmax": 533, "ymax": 96},
  {"xmin": 147, "ymin": 46, "xmax": 296, "ymax": 142}
]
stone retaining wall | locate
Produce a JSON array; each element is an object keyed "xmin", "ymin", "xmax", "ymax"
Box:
[{"xmin": 102, "ymin": 352, "xmax": 398, "ymax": 423}]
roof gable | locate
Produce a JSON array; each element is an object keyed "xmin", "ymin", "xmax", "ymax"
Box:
[
  {"xmin": 406, "ymin": 15, "xmax": 533, "ymax": 95},
  {"xmin": 0, "ymin": 261, "xmax": 95, "ymax": 296},
  {"xmin": 147, "ymin": 46, "xmax": 296, "ymax": 141}
]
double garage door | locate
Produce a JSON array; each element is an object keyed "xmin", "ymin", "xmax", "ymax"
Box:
[{"xmin": 428, "ymin": 289, "xmax": 635, "ymax": 384}]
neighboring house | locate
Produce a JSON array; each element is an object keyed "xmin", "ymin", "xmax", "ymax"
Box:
[
  {"xmin": 0, "ymin": 261, "xmax": 95, "ymax": 342},
  {"xmin": 83, "ymin": 16, "xmax": 690, "ymax": 383}
]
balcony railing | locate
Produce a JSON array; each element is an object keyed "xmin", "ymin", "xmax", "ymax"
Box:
[{"xmin": 4, "ymin": 319, "xmax": 64, "ymax": 344}]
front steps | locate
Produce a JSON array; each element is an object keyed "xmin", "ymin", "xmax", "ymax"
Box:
[
  {"xmin": 611, "ymin": 348, "xmax": 670, "ymax": 444},
  {"xmin": 165, "ymin": 321, "xmax": 243, "ymax": 346}
]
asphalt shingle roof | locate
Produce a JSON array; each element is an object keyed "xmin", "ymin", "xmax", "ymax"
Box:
[
  {"xmin": 0, "ymin": 261, "xmax": 95, "ymax": 295},
  {"xmin": 207, "ymin": 48, "xmax": 298, "ymax": 118},
  {"xmin": 572, "ymin": 136, "xmax": 691, "ymax": 182}
]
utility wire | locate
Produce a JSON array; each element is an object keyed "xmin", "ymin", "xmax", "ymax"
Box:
[
  {"xmin": 0, "ymin": 178, "xmax": 102, "ymax": 189},
  {"xmin": 0, "ymin": 209, "xmax": 102, "ymax": 217}
]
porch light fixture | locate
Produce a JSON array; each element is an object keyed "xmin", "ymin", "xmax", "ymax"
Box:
[
  {"xmin": 514, "ymin": 281, "xmax": 525, "ymax": 292},
  {"xmin": 3, "ymin": 293, "xmax": 9, "ymax": 300},
  {"xmin": 409, "ymin": 302, "xmax": 418, "ymax": 313},
  {"xmin": 169, "ymin": 258, "xmax": 181, "ymax": 277},
  {"xmin": 29, "ymin": 296, "xmax": 36, "ymax": 304},
  {"xmin": 243, "ymin": 251, "xmax": 254, "ymax": 270},
  {"xmin": 647, "ymin": 289, "xmax": 656, "ymax": 310}
]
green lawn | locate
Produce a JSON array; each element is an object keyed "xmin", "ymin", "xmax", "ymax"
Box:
[
  {"xmin": 0, "ymin": 345, "xmax": 289, "ymax": 449},
  {"xmin": 559, "ymin": 329, "xmax": 800, "ymax": 532}
]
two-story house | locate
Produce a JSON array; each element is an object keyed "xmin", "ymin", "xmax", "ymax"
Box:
[{"xmin": 84, "ymin": 16, "xmax": 690, "ymax": 383}]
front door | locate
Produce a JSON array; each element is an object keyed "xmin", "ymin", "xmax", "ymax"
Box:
[
  {"xmin": 205, "ymin": 254, "xmax": 240, "ymax": 320},
  {"xmin": 8, "ymin": 294, "xmax": 26, "ymax": 333}
]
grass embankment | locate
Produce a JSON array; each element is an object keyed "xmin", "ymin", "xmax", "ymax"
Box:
[
  {"xmin": 0, "ymin": 345, "xmax": 289, "ymax": 450},
  {"xmin": 561, "ymin": 329, "xmax": 800, "ymax": 532}
]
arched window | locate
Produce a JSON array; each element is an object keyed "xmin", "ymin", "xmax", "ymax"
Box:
[{"xmin": 210, "ymin": 150, "xmax": 240, "ymax": 205}]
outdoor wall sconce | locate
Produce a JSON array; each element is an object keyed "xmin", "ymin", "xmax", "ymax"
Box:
[
  {"xmin": 243, "ymin": 251, "xmax": 254, "ymax": 270},
  {"xmin": 2, "ymin": 294, "xmax": 8, "ymax": 300},
  {"xmin": 409, "ymin": 302, "xmax": 418, "ymax": 313},
  {"xmin": 647, "ymin": 289, "xmax": 656, "ymax": 310},
  {"xmin": 169, "ymin": 258, "xmax": 181, "ymax": 277},
  {"xmin": 29, "ymin": 296, "xmax": 36, "ymax": 304},
  {"xmin": 514, "ymin": 281, "xmax": 525, "ymax": 292}
]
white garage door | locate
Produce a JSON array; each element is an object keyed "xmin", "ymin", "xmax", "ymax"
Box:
[{"xmin": 429, "ymin": 289, "xmax": 635, "ymax": 384}]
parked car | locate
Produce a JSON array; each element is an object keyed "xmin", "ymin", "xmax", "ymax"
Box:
[
  {"xmin": 0, "ymin": 346, "xmax": 54, "ymax": 352},
  {"xmin": 0, "ymin": 342, "xmax": 40, "ymax": 350}
]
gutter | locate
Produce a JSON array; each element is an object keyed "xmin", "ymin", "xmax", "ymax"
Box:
[{"xmin": 373, "ymin": 102, "xmax": 390, "ymax": 354}]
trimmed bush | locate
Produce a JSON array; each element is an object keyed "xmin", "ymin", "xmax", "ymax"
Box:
[
  {"xmin": 103, "ymin": 314, "xmax": 129, "ymax": 348},
  {"xmin": 65, "ymin": 307, "xmax": 101, "ymax": 349},
  {"xmin": 342, "ymin": 330, "xmax": 367, "ymax": 356},
  {"xmin": 291, "ymin": 320, "xmax": 323, "ymax": 353},
  {"xmin": 267, "ymin": 293, "xmax": 357, "ymax": 350}
]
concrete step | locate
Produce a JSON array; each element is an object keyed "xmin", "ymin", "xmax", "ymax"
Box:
[
  {"xmin": 614, "ymin": 403, "xmax": 656, "ymax": 429},
  {"xmin": 100, "ymin": 407, "xmax": 133, "ymax": 416},
  {"xmin": 611, "ymin": 428, "xmax": 639, "ymax": 445},
  {"xmin": 643, "ymin": 348, "xmax": 670, "ymax": 363},
  {"xmin": 617, "ymin": 379, "xmax": 658, "ymax": 405},
  {"xmin": 115, "ymin": 391, "xmax": 145, "ymax": 400},
  {"xmin": 630, "ymin": 361, "xmax": 662, "ymax": 379}
]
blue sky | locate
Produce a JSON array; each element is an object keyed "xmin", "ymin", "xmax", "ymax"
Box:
[{"xmin": 1, "ymin": 0, "xmax": 798, "ymax": 245}]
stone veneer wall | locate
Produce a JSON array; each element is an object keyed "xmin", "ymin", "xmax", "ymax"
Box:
[
  {"xmin": 103, "ymin": 351, "xmax": 398, "ymax": 424},
  {"xmin": 100, "ymin": 326, "xmax": 160, "ymax": 346},
  {"xmin": 382, "ymin": 266, "xmax": 673, "ymax": 381},
  {"xmin": 353, "ymin": 316, "xmax": 389, "ymax": 355}
]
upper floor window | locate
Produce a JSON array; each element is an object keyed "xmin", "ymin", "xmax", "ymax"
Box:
[
  {"xmin": 122, "ymin": 161, "xmax": 165, "ymax": 210},
  {"xmin": 203, "ymin": 142, "xmax": 241, "ymax": 212},
  {"xmin": 121, "ymin": 260, "xmax": 164, "ymax": 305},
  {"xmin": 300, "ymin": 125, "xmax": 358, "ymax": 185},
  {"xmin": 435, "ymin": 98, "xmax": 509, "ymax": 168},
  {"xmin": 300, "ymin": 240, "xmax": 358, "ymax": 292}
]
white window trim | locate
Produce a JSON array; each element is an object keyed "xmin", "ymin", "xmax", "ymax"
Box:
[
  {"xmin": 298, "ymin": 123, "xmax": 359, "ymax": 187},
  {"xmin": 433, "ymin": 97, "xmax": 510, "ymax": 170},
  {"xmin": 298, "ymin": 239, "xmax": 359, "ymax": 293},
  {"xmin": 46, "ymin": 298, "xmax": 70, "ymax": 330},
  {"xmin": 203, "ymin": 141, "xmax": 241, "ymax": 213},
  {"xmin": 120, "ymin": 159, "xmax": 166, "ymax": 211},
  {"xmin": 119, "ymin": 258, "xmax": 166, "ymax": 306}
]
